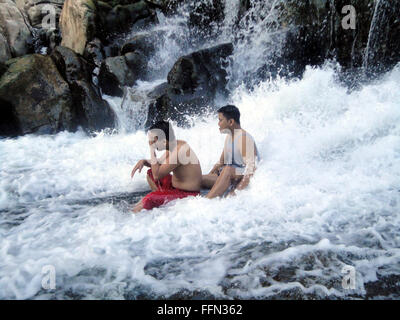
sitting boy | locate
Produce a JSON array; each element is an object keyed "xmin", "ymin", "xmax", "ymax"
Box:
[{"xmin": 131, "ymin": 121, "xmax": 202, "ymax": 212}]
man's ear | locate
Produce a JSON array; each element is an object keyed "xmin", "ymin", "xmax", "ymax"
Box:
[{"xmin": 228, "ymin": 119, "xmax": 234, "ymax": 126}]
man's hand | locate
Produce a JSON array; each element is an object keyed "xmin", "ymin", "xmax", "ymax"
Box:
[{"xmin": 131, "ymin": 159, "xmax": 150, "ymax": 179}]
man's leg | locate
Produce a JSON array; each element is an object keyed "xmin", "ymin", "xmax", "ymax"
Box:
[
  {"xmin": 206, "ymin": 166, "xmax": 240, "ymax": 199},
  {"xmin": 201, "ymin": 174, "xmax": 219, "ymax": 189},
  {"xmin": 133, "ymin": 197, "xmax": 144, "ymax": 213},
  {"xmin": 147, "ymin": 173, "xmax": 158, "ymax": 191}
]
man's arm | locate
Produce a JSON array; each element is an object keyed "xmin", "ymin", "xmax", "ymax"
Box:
[
  {"xmin": 230, "ymin": 134, "xmax": 257, "ymax": 194},
  {"xmin": 150, "ymin": 145, "xmax": 180, "ymax": 180},
  {"xmin": 209, "ymin": 150, "xmax": 225, "ymax": 174},
  {"xmin": 131, "ymin": 159, "xmax": 152, "ymax": 178}
]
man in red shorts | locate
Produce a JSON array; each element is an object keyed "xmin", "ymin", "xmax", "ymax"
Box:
[{"xmin": 131, "ymin": 121, "xmax": 202, "ymax": 212}]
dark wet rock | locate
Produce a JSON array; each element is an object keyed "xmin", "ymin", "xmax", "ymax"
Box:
[
  {"xmin": 125, "ymin": 51, "xmax": 147, "ymax": 74},
  {"xmin": 0, "ymin": 60, "xmax": 6, "ymax": 77},
  {"xmin": 98, "ymin": 55, "xmax": 135, "ymax": 96},
  {"xmin": 83, "ymin": 38, "xmax": 105, "ymax": 68},
  {"xmin": 167, "ymin": 42, "xmax": 233, "ymax": 95},
  {"xmin": 36, "ymin": 28, "xmax": 62, "ymax": 53},
  {"xmin": 51, "ymin": 46, "xmax": 115, "ymax": 131},
  {"xmin": 96, "ymin": 0, "xmax": 157, "ymax": 39},
  {"xmin": 98, "ymin": 33, "xmax": 162, "ymax": 96},
  {"xmin": 69, "ymin": 80, "xmax": 115, "ymax": 131},
  {"xmin": 51, "ymin": 46, "xmax": 93, "ymax": 83},
  {"xmin": 145, "ymin": 42, "xmax": 233, "ymax": 128},
  {"xmin": 0, "ymin": 98, "xmax": 21, "ymax": 136},
  {"xmin": 0, "ymin": 32, "xmax": 12, "ymax": 63},
  {"xmin": 147, "ymin": 81, "xmax": 169, "ymax": 99},
  {"xmin": 0, "ymin": 54, "xmax": 74, "ymax": 135},
  {"xmin": 146, "ymin": 83, "xmax": 213, "ymax": 128},
  {"xmin": 117, "ymin": 31, "xmax": 165, "ymax": 80},
  {"xmin": 104, "ymin": 43, "xmax": 120, "ymax": 58},
  {"xmin": 120, "ymin": 33, "xmax": 157, "ymax": 56}
]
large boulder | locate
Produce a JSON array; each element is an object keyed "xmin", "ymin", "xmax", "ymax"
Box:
[
  {"xmin": 69, "ymin": 79, "xmax": 115, "ymax": 131},
  {"xmin": 167, "ymin": 42, "xmax": 233, "ymax": 96},
  {"xmin": 120, "ymin": 33, "xmax": 158, "ymax": 56},
  {"xmin": 0, "ymin": 54, "xmax": 74, "ymax": 135},
  {"xmin": 0, "ymin": 0, "xmax": 33, "ymax": 59},
  {"xmin": 98, "ymin": 55, "xmax": 136, "ymax": 96},
  {"xmin": 145, "ymin": 42, "xmax": 233, "ymax": 127},
  {"xmin": 98, "ymin": 30, "xmax": 170, "ymax": 96},
  {"xmin": 0, "ymin": 52, "xmax": 115, "ymax": 136},
  {"xmin": 51, "ymin": 45, "xmax": 93, "ymax": 83}
]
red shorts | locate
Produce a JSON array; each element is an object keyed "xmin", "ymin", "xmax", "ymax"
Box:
[{"xmin": 142, "ymin": 169, "xmax": 200, "ymax": 210}]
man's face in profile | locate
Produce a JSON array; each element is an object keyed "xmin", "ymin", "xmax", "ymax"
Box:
[{"xmin": 218, "ymin": 113, "xmax": 230, "ymax": 134}]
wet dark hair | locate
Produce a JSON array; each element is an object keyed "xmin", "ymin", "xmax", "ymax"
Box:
[
  {"xmin": 148, "ymin": 120, "xmax": 176, "ymax": 141},
  {"xmin": 217, "ymin": 105, "xmax": 240, "ymax": 125}
]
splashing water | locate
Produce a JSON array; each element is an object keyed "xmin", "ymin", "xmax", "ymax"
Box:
[{"xmin": 1, "ymin": 62, "xmax": 400, "ymax": 299}]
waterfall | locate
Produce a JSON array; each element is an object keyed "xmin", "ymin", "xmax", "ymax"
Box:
[
  {"xmin": 364, "ymin": 0, "xmax": 383, "ymax": 73},
  {"xmin": 363, "ymin": 0, "xmax": 399, "ymax": 75}
]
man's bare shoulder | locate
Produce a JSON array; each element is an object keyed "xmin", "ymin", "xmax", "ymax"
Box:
[{"xmin": 175, "ymin": 140, "xmax": 200, "ymax": 165}]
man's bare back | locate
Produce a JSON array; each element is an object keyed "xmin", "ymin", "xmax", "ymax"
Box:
[{"xmin": 167, "ymin": 140, "xmax": 202, "ymax": 191}]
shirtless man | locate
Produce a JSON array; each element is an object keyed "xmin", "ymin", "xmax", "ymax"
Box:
[
  {"xmin": 202, "ymin": 105, "xmax": 259, "ymax": 198},
  {"xmin": 131, "ymin": 121, "xmax": 202, "ymax": 212}
]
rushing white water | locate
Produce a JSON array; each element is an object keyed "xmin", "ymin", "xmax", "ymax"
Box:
[{"xmin": 1, "ymin": 63, "xmax": 400, "ymax": 299}]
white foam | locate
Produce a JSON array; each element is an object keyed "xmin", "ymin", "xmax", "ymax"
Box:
[{"xmin": 1, "ymin": 63, "xmax": 400, "ymax": 299}]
